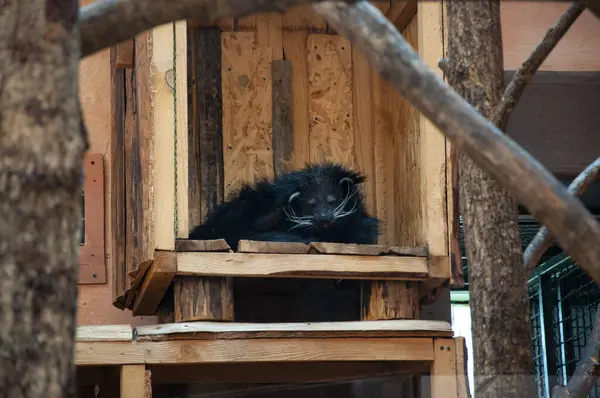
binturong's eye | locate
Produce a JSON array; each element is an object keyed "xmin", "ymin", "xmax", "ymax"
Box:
[
  {"xmin": 326, "ymin": 194, "xmax": 336, "ymax": 203},
  {"xmin": 307, "ymin": 198, "xmax": 316, "ymax": 206}
]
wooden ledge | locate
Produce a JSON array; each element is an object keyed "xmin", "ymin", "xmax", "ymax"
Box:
[
  {"xmin": 76, "ymin": 325, "xmax": 134, "ymax": 342},
  {"xmin": 135, "ymin": 320, "xmax": 453, "ymax": 341},
  {"xmin": 176, "ymin": 252, "xmax": 429, "ymax": 280}
]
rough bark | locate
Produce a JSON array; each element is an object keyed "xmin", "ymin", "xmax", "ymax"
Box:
[
  {"xmin": 79, "ymin": 0, "xmax": 359, "ymax": 58},
  {"xmin": 552, "ymin": 304, "xmax": 600, "ymax": 398},
  {"xmin": 524, "ymin": 157, "xmax": 600, "ymax": 271},
  {"xmin": 445, "ymin": 1, "xmax": 536, "ymax": 397},
  {"xmin": 313, "ymin": 2, "xmax": 600, "ymax": 286},
  {"xmin": 0, "ymin": 1, "xmax": 85, "ymax": 397}
]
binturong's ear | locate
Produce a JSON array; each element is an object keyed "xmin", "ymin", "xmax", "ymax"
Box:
[{"xmin": 253, "ymin": 208, "xmax": 283, "ymax": 231}]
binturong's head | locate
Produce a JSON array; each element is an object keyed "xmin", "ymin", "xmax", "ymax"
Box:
[{"xmin": 277, "ymin": 163, "xmax": 367, "ymax": 232}]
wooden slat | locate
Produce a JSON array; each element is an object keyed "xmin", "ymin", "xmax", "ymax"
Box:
[
  {"xmin": 175, "ymin": 239, "xmax": 231, "ymax": 252},
  {"xmin": 385, "ymin": 0, "xmax": 418, "ymax": 32},
  {"xmin": 361, "ymin": 281, "xmax": 420, "ymax": 320},
  {"xmin": 430, "ymin": 338, "xmax": 459, "ymax": 398},
  {"xmin": 418, "ymin": 1, "xmax": 449, "ymax": 260},
  {"xmin": 221, "ymin": 32, "xmax": 273, "ymax": 196},
  {"xmin": 455, "ymin": 337, "xmax": 471, "ymax": 398},
  {"xmin": 132, "ymin": 251, "xmax": 177, "ymax": 316},
  {"xmin": 237, "ymin": 240, "xmax": 310, "ymax": 254},
  {"xmin": 76, "ymin": 325, "xmax": 134, "ymax": 342},
  {"xmin": 307, "ymin": 34, "xmax": 354, "ymax": 167},
  {"xmin": 272, "ymin": 60, "xmax": 294, "ymax": 177},
  {"xmin": 258, "ymin": 13, "xmax": 283, "ymax": 60},
  {"xmin": 116, "ymin": 40, "xmax": 134, "ymax": 69},
  {"xmin": 176, "ymin": 252, "xmax": 429, "ymax": 280},
  {"xmin": 308, "ymin": 242, "xmax": 389, "ymax": 256},
  {"xmin": 282, "ymin": 30, "xmax": 310, "ymax": 168},
  {"xmin": 174, "ymin": 275, "xmax": 234, "ymax": 322},
  {"xmin": 135, "ymin": 320, "xmax": 453, "ymax": 341},
  {"xmin": 76, "ymin": 337, "xmax": 435, "ymax": 365},
  {"xmin": 121, "ymin": 365, "xmax": 150, "ymax": 398},
  {"xmin": 389, "ymin": 246, "xmax": 429, "ymax": 257},
  {"xmin": 175, "ymin": 21, "xmax": 189, "ymax": 238}
]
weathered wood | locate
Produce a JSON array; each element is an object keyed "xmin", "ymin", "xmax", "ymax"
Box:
[
  {"xmin": 0, "ymin": 1, "xmax": 85, "ymax": 396},
  {"xmin": 116, "ymin": 40, "xmax": 134, "ymax": 69},
  {"xmin": 360, "ymin": 281, "xmax": 419, "ymax": 320},
  {"xmin": 174, "ymin": 276, "xmax": 234, "ymax": 322},
  {"xmin": 308, "ymin": 242, "xmax": 389, "ymax": 256},
  {"xmin": 313, "ymin": 2, "xmax": 600, "ymax": 284},
  {"xmin": 430, "ymin": 339, "xmax": 458, "ymax": 398},
  {"xmin": 76, "ymin": 325, "xmax": 134, "ymax": 342},
  {"xmin": 76, "ymin": 338, "xmax": 435, "ymax": 365},
  {"xmin": 388, "ymin": 246, "xmax": 429, "ymax": 257},
  {"xmin": 132, "ymin": 251, "xmax": 177, "ymax": 316},
  {"xmin": 237, "ymin": 240, "xmax": 310, "ymax": 254},
  {"xmin": 175, "ymin": 21, "xmax": 190, "ymax": 239},
  {"xmin": 179, "ymin": 27, "xmax": 233, "ymax": 323},
  {"xmin": 175, "ymin": 239, "xmax": 232, "ymax": 252},
  {"xmin": 384, "ymin": 0, "xmax": 418, "ymax": 32},
  {"xmin": 272, "ymin": 60, "xmax": 294, "ymax": 177},
  {"xmin": 446, "ymin": 1, "xmax": 536, "ymax": 397},
  {"xmin": 111, "ymin": 48, "xmax": 128, "ymax": 308},
  {"xmin": 136, "ymin": 319, "xmax": 453, "ymax": 341},
  {"xmin": 455, "ymin": 337, "xmax": 472, "ymax": 398},
  {"xmin": 177, "ymin": 252, "xmax": 429, "ymax": 280}
]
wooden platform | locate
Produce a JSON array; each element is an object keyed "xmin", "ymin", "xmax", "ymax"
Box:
[{"xmin": 75, "ymin": 320, "xmax": 468, "ymax": 397}]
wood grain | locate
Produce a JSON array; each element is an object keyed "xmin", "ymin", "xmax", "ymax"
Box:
[
  {"xmin": 174, "ymin": 276, "xmax": 234, "ymax": 322},
  {"xmin": 175, "ymin": 21, "xmax": 189, "ymax": 238},
  {"xmin": 307, "ymin": 34, "xmax": 354, "ymax": 167},
  {"xmin": 272, "ymin": 60, "xmax": 294, "ymax": 177},
  {"xmin": 221, "ymin": 32, "xmax": 274, "ymax": 196},
  {"xmin": 116, "ymin": 40, "xmax": 134, "ymax": 69},
  {"xmin": 132, "ymin": 251, "xmax": 177, "ymax": 316},
  {"xmin": 121, "ymin": 365, "xmax": 149, "ymax": 398},
  {"xmin": 176, "ymin": 252, "xmax": 429, "ymax": 280},
  {"xmin": 430, "ymin": 338, "xmax": 459, "ymax": 398},
  {"xmin": 237, "ymin": 240, "xmax": 310, "ymax": 254},
  {"xmin": 175, "ymin": 239, "xmax": 232, "ymax": 252},
  {"xmin": 385, "ymin": 0, "xmax": 418, "ymax": 32},
  {"xmin": 454, "ymin": 337, "xmax": 471, "ymax": 398},
  {"xmin": 361, "ymin": 281, "xmax": 420, "ymax": 320},
  {"xmin": 136, "ymin": 319, "xmax": 453, "ymax": 341},
  {"xmin": 282, "ymin": 30, "xmax": 310, "ymax": 169},
  {"xmin": 76, "ymin": 337, "xmax": 435, "ymax": 365},
  {"xmin": 308, "ymin": 242, "xmax": 389, "ymax": 256}
]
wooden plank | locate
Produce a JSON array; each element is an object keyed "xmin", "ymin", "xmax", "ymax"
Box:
[
  {"xmin": 351, "ymin": 43, "xmax": 376, "ymax": 216},
  {"xmin": 121, "ymin": 365, "xmax": 150, "ymax": 398},
  {"xmin": 361, "ymin": 281, "xmax": 420, "ymax": 320},
  {"xmin": 418, "ymin": 0, "xmax": 449, "ymax": 259},
  {"xmin": 175, "ymin": 239, "xmax": 232, "ymax": 252},
  {"xmin": 175, "ymin": 21, "xmax": 189, "ymax": 238},
  {"xmin": 430, "ymin": 338, "xmax": 458, "ymax": 398},
  {"xmin": 174, "ymin": 276, "xmax": 234, "ymax": 322},
  {"xmin": 385, "ymin": 0, "xmax": 418, "ymax": 32},
  {"xmin": 221, "ymin": 32, "xmax": 273, "ymax": 196},
  {"xmin": 176, "ymin": 252, "xmax": 429, "ymax": 280},
  {"xmin": 136, "ymin": 320, "xmax": 454, "ymax": 341},
  {"xmin": 308, "ymin": 242, "xmax": 389, "ymax": 256},
  {"xmin": 237, "ymin": 240, "xmax": 310, "ymax": 254},
  {"xmin": 76, "ymin": 337, "xmax": 436, "ymax": 365},
  {"xmin": 282, "ymin": 31, "xmax": 310, "ymax": 169},
  {"xmin": 150, "ymin": 23, "xmax": 176, "ymax": 251},
  {"xmin": 455, "ymin": 337, "xmax": 471, "ymax": 398},
  {"xmin": 110, "ymin": 48, "xmax": 127, "ymax": 307},
  {"xmin": 116, "ymin": 40, "xmax": 134, "ymax": 69},
  {"xmin": 272, "ymin": 60, "xmax": 294, "ymax": 177},
  {"xmin": 76, "ymin": 325, "xmax": 134, "ymax": 342},
  {"xmin": 307, "ymin": 34, "xmax": 354, "ymax": 167},
  {"xmin": 132, "ymin": 251, "xmax": 177, "ymax": 316},
  {"xmin": 258, "ymin": 13, "xmax": 283, "ymax": 60},
  {"xmin": 389, "ymin": 246, "xmax": 429, "ymax": 257}
]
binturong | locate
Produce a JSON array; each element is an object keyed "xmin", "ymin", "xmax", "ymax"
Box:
[{"xmin": 188, "ymin": 162, "xmax": 380, "ymax": 251}]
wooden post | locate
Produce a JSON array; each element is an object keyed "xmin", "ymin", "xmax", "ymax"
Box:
[
  {"xmin": 174, "ymin": 25, "xmax": 234, "ymax": 322},
  {"xmin": 360, "ymin": 281, "xmax": 420, "ymax": 320},
  {"xmin": 430, "ymin": 338, "xmax": 458, "ymax": 398},
  {"xmin": 120, "ymin": 365, "xmax": 151, "ymax": 398}
]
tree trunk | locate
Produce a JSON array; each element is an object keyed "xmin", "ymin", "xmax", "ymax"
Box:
[
  {"xmin": 0, "ymin": 1, "xmax": 85, "ymax": 397},
  {"xmin": 446, "ymin": 1, "xmax": 536, "ymax": 397}
]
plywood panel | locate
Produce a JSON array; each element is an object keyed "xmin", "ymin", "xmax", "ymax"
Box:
[
  {"xmin": 221, "ymin": 32, "xmax": 274, "ymax": 197},
  {"xmin": 307, "ymin": 34, "xmax": 354, "ymax": 167}
]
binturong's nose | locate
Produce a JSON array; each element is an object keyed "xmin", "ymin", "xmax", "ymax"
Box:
[{"xmin": 313, "ymin": 212, "xmax": 334, "ymax": 227}]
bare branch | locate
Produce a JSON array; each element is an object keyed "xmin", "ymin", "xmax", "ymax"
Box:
[
  {"xmin": 524, "ymin": 157, "xmax": 600, "ymax": 271},
  {"xmin": 79, "ymin": 0, "xmax": 358, "ymax": 58},
  {"xmin": 493, "ymin": 2, "xmax": 585, "ymax": 130},
  {"xmin": 313, "ymin": 2, "xmax": 600, "ymax": 285},
  {"xmin": 553, "ymin": 304, "xmax": 600, "ymax": 398}
]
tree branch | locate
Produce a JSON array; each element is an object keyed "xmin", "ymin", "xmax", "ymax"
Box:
[
  {"xmin": 313, "ymin": 2, "xmax": 600, "ymax": 285},
  {"xmin": 553, "ymin": 304, "xmax": 600, "ymax": 398},
  {"xmin": 524, "ymin": 157, "xmax": 600, "ymax": 271},
  {"xmin": 493, "ymin": 2, "xmax": 585, "ymax": 130},
  {"xmin": 79, "ymin": 0, "xmax": 358, "ymax": 58}
]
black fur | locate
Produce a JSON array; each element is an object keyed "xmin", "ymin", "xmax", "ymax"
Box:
[{"xmin": 189, "ymin": 162, "xmax": 380, "ymax": 250}]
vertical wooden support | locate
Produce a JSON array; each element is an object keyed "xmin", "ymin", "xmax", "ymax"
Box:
[
  {"xmin": 272, "ymin": 60, "xmax": 294, "ymax": 177},
  {"xmin": 360, "ymin": 281, "xmax": 420, "ymax": 320},
  {"xmin": 455, "ymin": 337, "xmax": 471, "ymax": 398},
  {"xmin": 120, "ymin": 365, "xmax": 151, "ymax": 398},
  {"xmin": 175, "ymin": 21, "xmax": 190, "ymax": 239},
  {"xmin": 176, "ymin": 26, "xmax": 234, "ymax": 322},
  {"xmin": 430, "ymin": 338, "xmax": 459, "ymax": 398}
]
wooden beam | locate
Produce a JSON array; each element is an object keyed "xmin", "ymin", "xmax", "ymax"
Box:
[
  {"xmin": 120, "ymin": 365, "xmax": 151, "ymax": 398},
  {"xmin": 132, "ymin": 251, "xmax": 177, "ymax": 316},
  {"xmin": 430, "ymin": 338, "xmax": 458, "ymax": 398},
  {"xmin": 76, "ymin": 325, "xmax": 134, "ymax": 342},
  {"xmin": 76, "ymin": 337, "xmax": 435, "ymax": 365},
  {"xmin": 176, "ymin": 252, "xmax": 430, "ymax": 280},
  {"xmin": 135, "ymin": 320, "xmax": 454, "ymax": 341},
  {"xmin": 385, "ymin": 0, "xmax": 418, "ymax": 32}
]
